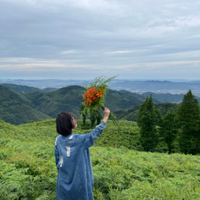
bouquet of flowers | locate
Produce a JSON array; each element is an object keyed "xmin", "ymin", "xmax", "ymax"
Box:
[{"xmin": 82, "ymin": 76, "xmax": 117, "ymax": 124}]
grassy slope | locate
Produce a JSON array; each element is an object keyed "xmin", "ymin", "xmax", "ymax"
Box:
[{"xmin": 0, "ymin": 119, "xmax": 200, "ymax": 199}]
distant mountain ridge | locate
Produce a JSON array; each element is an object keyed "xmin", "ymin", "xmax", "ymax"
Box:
[
  {"xmin": 1, "ymin": 83, "xmax": 199, "ymax": 125},
  {"xmin": 109, "ymin": 80, "xmax": 200, "ymax": 96},
  {"xmin": 0, "ymin": 85, "xmax": 148, "ymax": 125},
  {"xmin": 141, "ymin": 92, "xmax": 200, "ymax": 104},
  {"xmin": 0, "ymin": 83, "xmax": 57, "ymax": 93},
  {"xmin": 2, "ymin": 83, "xmax": 199, "ymax": 104}
]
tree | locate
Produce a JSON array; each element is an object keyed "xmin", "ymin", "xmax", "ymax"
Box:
[
  {"xmin": 177, "ymin": 90, "xmax": 200, "ymax": 154},
  {"xmin": 137, "ymin": 95, "xmax": 158, "ymax": 152},
  {"xmin": 159, "ymin": 109, "xmax": 178, "ymax": 154},
  {"xmin": 137, "ymin": 98, "xmax": 147, "ymax": 127},
  {"xmin": 155, "ymin": 109, "xmax": 163, "ymax": 126}
]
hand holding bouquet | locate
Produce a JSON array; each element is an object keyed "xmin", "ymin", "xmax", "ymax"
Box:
[{"xmin": 82, "ymin": 76, "xmax": 118, "ymax": 124}]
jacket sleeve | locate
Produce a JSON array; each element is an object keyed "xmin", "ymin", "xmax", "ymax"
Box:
[
  {"xmin": 79, "ymin": 121, "xmax": 107, "ymax": 149},
  {"xmin": 55, "ymin": 137, "xmax": 60, "ymax": 170}
]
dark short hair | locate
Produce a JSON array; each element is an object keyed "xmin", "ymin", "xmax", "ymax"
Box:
[{"xmin": 56, "ymin": 112, "xmax": 76, "ymax": 136}]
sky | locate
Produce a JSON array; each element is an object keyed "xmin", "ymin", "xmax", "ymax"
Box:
[{"xmin": 0, "ymin": 0, "xmax": 200, "ymax": 80}]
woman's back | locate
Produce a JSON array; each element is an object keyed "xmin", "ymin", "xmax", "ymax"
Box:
[
  {"xmin": 55, "ymin": 108, "xmax": 110, "ymax": 200},
  {"xmin": 55, "ymin": 121, "xmax": 107, "ymax": 200}
]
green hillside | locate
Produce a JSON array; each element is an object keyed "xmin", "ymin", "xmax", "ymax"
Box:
[
  {"xmin": 0, "ymin": 119, "xmax": 199, "ymax": 199},
  {"xmin": 0, "ymin": 85, "xmax": 32, "ymax": 106},
  {"xmin": 0, "ymin": 85, "xmax": 150, "ymax": 124},
  {"xmin": 23, "ymin": 85, "xmax": 87, "ymax": 119},
  {"xmin": 0, "ymin": 83, "xmax": 43, "ymax": 93},
  {"xmin": 105, "ymin": 90, "xmax": 160, "ymax": 111},
  {"xmin": 24, "ymin": 86, "xmax": 152, "ymax": 118},
  {"xmin": 0, "ymin": 86, "xmax": 51, "ymax": 124},
  {"xmin": 0, "ymin": 101, "xmax": 50, "ymax": 125},
  {"xmin": 114, "ymin": 103, "xmax": 179, "ymax": 121}
]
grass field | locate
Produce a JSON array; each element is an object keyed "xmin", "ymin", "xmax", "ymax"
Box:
[{"xmin": 0, "ymin": 119, "xmax": 200, "ymax": 199}]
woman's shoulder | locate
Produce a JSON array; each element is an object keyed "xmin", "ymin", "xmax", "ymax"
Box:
[
  {"xmin": 73, "ymin": 133, "xmax": 82, "ymax": 139},
  {"xmin": 72, "ymin": 133, "xmax": 87, "ymax": 143},
  {"xmin": 55, "ymin": 133, "xmax": 87, "ymax": 146}
]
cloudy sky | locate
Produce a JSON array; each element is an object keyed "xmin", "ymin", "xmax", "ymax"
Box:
[{"xmin": 0, "ymin": 0, "xmax": 200, "ymax": 80}]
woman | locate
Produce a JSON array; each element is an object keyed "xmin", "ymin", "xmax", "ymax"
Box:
[{"xmin": 55, "ymin": 108, "xmax": 110, "ymax": 200}]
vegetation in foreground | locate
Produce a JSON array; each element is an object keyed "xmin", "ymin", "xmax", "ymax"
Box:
[{"xmin": 0, "ymin": 119, "xmax": 200, "ymax": 199}]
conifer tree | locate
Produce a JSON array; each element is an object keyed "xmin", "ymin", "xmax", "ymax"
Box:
[
  {"xmin": 160, "ymin": 109, "xmax": 178, "ymax": 154},
  {"xmin": 155, "ymin": 109, "xmax": 163, "ymax": 126},
  {"xmin": 177, "ymin": 90, "xmax": 200, "ymax": 154},
  {"xmin": 137, "ymin": 97, "xmax": 148, "ymax": 128},
  {"xmin": 137, "ymin": 95, "xmax": 158, "ymax": 152}
]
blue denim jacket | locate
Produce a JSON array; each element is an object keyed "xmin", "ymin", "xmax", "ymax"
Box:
[{"xmin": 55, "ymin": 121, "xmax": 107, "ymax": 200}]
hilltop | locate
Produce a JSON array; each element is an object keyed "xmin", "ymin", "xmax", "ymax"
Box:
[{"xmin": 0, "ymin": 83, "xmax": 57, "ymax": 93}]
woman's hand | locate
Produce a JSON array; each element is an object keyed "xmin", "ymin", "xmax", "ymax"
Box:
[{"xmin": 103, "ymin": 108, "xmax": 110, "ymax": 123}]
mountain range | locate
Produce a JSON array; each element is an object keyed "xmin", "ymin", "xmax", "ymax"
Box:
[
  {"xmin": 0, "ymin": 83, "xmax": 199, "ymax": 125},
  {"xmin": 141, "ymin": 92, "xmax": 200, "ymax": 104},
  {"xmin": 0, "ymin": 84, "xmax": 148, "ymax": 124}
]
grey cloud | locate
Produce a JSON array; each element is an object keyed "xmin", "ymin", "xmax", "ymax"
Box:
[{"xmin": 0, "ymin": 0, "xmax": 200, "ymax": 79}]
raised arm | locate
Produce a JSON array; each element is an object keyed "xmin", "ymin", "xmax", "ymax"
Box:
[{"xmin": 79, "ymin": 108, "xmax": 110, "ymax": 149}]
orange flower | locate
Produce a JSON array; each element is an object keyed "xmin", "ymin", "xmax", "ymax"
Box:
[
  {"xmin": 83, "ymin": 87, "xmax": 104, "ymax": 107},
  {"xmin": 96, "ymin": 92, "xmax": 102, "ymax": 97}
]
